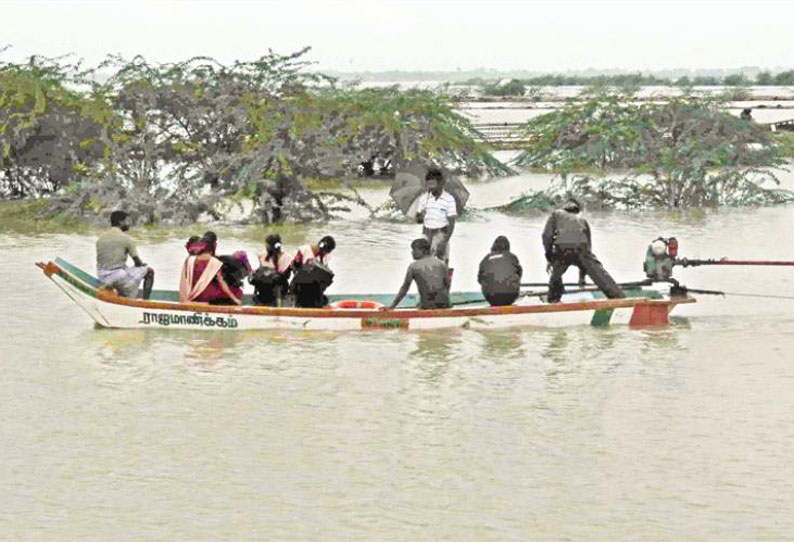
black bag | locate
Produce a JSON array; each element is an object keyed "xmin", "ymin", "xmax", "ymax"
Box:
[
  {"xmin": 290, "ymin": 261, "xmax": 334, "ymax": 308},
  {"xmin": 218, "ymin": 254, "xmax": 250, "ymax": 289},
  {"xmin": 250, "ymin": 266, "xmax": 288, "ymax": 306}
]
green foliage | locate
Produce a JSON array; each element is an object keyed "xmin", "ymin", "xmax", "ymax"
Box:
[
  {"xmin": 773, "ymin": 70, "xmax": 794, "ymax": 86},
  {"xmin": 772, "ymin": 132, "xmax": 794, "ymax": 157},
  {"xmin": 756, "ymin": 72, "xmax": 774, "ymax": 85},
  {"xmin": 723, "ymin": 74, "xmax": 748, "ymax": 86},
  {"xmin": 0, "ymin": 54, "xmax": 118, "ymax": 198},
  {"xmin": 512, "ymin": 91, "xmax": 792, "ymax": 208},
  {"xmin": 481, "ymin": 79, "xmax": 526, "ymax": 97},
  {"xmin": 0, "ymin": 49, "xmax": 508, "ymax": 225},
  {"xmin": 473, "ymin": 71, "xmax": 794, "ymax": 88}
]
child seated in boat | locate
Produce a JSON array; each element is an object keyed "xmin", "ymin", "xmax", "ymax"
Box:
[{"xmin": 179, "ymin": 232, "xmax": 243, "ymax": 305}]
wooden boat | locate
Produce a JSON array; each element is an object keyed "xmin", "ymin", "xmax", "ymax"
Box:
[{"xmin": 37, "ymin": 258, "xmax": 696, "ymax": 331}]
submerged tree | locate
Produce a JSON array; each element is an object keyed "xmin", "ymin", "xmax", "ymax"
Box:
[
  {"xmin": 510, "ymin": 89, "xmax": 792, "ymax": 209},
  {"xmin": 1, "ymin": 48, "xmax": 510, "ymax": 224},
  {"xmin": 0, "ymin": 54, "xmax": 116, "ymax": 199}
]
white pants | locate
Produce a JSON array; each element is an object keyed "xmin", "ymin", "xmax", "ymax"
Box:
[{"xmin": 98, "ymin": 266, "xmax": 148, "ymax": 297}]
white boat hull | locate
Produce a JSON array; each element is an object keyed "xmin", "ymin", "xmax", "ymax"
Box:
[{"xmin": 47, "ymin": 267, "xmax": 692, "ymax": 332}]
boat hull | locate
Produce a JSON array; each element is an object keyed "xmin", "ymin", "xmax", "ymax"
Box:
[{"xmin": 40, "ymin": 260, "xmax": 695, "ymax": 331}]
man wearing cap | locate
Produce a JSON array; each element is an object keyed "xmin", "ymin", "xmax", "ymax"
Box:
[
  {"xmin": 542, "ymin": 198, "xmax": 624, "ymax": 303},
  {"xmin": 416, "ymin": 168, "xmax": 457, "ymax": 263},
  {"xmin": 96, "ymin": 210, "xmax": 154, "ymax": 299}
]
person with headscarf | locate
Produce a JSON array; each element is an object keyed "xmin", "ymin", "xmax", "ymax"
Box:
[
  {"xmin": 179, "ymin": 231, "xmax": 242, "ymax": 305},
  {"xmin": 542, "ymin": 198, "xmax": 624, "ymax": 303},
  {"xmin": 478, "ymin": 236, "xmax": 523, "ymax": 306}
]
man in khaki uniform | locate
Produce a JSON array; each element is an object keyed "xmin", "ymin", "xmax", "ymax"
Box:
[
  {"xmin": 542, "ymin": 198, "xmax": 623, "ymax": 303},
  {"xmin": 96, "ymin": 211, "xmax": 154, "ymax": 299}
]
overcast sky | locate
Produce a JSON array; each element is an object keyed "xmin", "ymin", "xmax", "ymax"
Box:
[{"xmin": 2, "ymin": 0, "xmax": 792, "ymax": 73}]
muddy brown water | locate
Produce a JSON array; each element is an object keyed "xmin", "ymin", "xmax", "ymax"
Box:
[{"xmin": 3, "ymin": 171, "xmax": 794, "ymax": 540}]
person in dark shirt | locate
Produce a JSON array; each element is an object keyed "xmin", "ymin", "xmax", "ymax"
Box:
[
  {"xmin": 542, "ymin": 198, "xmax": 624, "ymax": 303},
  {"xmin": 478, "ymin": 236, "xmax": 523, "ymax": 306},
  {"xmin": 385, "ymin": 238, "xmax": 450, "ymax": 310}
]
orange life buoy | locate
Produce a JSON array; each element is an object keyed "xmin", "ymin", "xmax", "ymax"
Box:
[{"xmin": 329, "ymin": 299, "xmax": 384, "ymax": 310}]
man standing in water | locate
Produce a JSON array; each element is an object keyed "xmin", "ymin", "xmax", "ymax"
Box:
[
  {"xmin": 385, "ymin": 238, "xmax": 450, "ymax": 310},
  {"xmin": 416, "ymin": 168, "xmax": 457, "ymax": 263},
  {"xmin": 542, "ymin": 198, "xmax": 624, "ymax": 303},
  {"xmin": 96, "ymin": 210, "xmax": 154, "ymax": 299}
]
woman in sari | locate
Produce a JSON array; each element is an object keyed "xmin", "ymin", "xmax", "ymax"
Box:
[{"xmin": 179, "ymin": 233, "xmax": 243, "ymax": 305}]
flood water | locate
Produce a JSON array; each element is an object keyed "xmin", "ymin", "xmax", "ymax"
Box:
[{"xmin": 3, "ymin": 174, "xmax": 794, "ymax": 540}]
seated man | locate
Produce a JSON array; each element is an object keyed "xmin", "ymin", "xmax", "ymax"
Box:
[
  {"xmin": 478, "ymin": 235, "xmax": 523, "ymax": 306},
  {"xmin": 290, "ymin": 235, "xmax": 336, "ymax": 308},
  {"xmin": 96, "ymin": 210, "xmax": 154, "ymax": 299},
  {"xmin": 179, "ymin": 232, "xmax": 242, "ymax": 305},
  {"xmin": 385, "ymin": 238, "xmax": 450, "ymax": 310}
]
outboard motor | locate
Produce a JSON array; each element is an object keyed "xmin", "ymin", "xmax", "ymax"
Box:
[{"xmin": 643, "ymin": 237, "xmax": 678, "ymax": 281}]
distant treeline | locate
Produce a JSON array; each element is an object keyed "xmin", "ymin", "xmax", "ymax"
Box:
[
  {"xmin": 330, "ymin": 69, "xmax": 794, "ymax": 87},
  {"xmin": 473, "ymin": 71, "xmax": 794, "ymax": 90}
]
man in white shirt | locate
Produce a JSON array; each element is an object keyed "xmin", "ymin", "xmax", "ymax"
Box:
[{"xmin": 416, "ymin": 168, "xmax": 457, "ymax": 263}]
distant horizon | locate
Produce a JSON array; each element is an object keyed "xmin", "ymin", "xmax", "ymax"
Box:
[{"xmin": 2, "ymin": 45, "xmax": 791, "ymax": 83}]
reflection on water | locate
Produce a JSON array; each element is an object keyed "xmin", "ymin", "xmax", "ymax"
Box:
[
  {"xmin": 4, "ymin": 205, "xmax": 794, "ymax": 541},
  {"xmin": 477, "ymin": 328, "xmax": 527, "ymax": 360}
]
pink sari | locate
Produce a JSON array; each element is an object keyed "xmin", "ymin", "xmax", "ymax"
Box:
[{"xmin": 179, "ymin": 256, "xmax": 223, "ymax": 303}]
